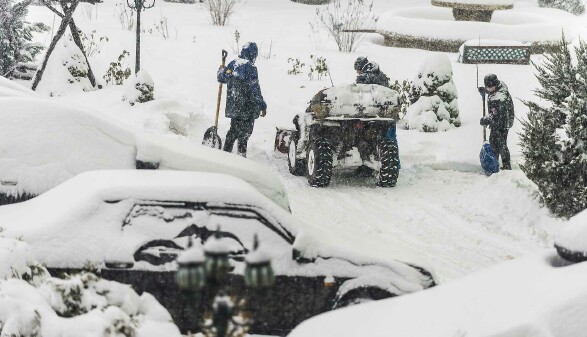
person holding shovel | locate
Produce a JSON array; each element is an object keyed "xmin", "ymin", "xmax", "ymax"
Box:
[
  {"xmin": 217, "ymin": 42, "xmax": 267, "ymax": 158},
  {"xmin": 479, "ymin": 74, "xmax": 514, "ymax": 170}
]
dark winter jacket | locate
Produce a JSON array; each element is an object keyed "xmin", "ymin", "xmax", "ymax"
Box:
[
  {"xmin": 356, "ymin": 62, "xmax": 390, "ymax": 87},
  {"xmin": 482, "ymin": 81, "xmax": 514, "ymax": 131},
  {"xmin": 217, "ymin": 43, "xmax": 267, "ymax": 120}
]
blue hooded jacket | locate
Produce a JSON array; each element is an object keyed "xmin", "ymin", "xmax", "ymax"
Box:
[{"xmin": 217, "ymin": 42, "xmax": 267, "ymax": 120}]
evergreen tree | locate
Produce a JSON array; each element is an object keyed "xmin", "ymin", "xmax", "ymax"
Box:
[
  {"xmin": 0, "ymin": 0, "xmax": 47, "ymax": 79},
  {"xmin": 521, "ymin": 35, "xmax": 587, "ymax": 218}
]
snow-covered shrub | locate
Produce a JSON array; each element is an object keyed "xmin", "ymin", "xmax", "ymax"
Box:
[
  {"xmin": 314, "ymin": 0, "xmax": 375, "ymax": 52},
  {"xmin": 62, "ymin": 40, "xmax": 89, "ymax": 86},
  {"xmin": 34, "ymin": 38, "xmax": 93, "ymax": 95},
  {"xmin": 520, "ymin": 36, "xmax": 587, "ymax": 218},
  {"xmin": 80, "ymin": 30, "xmax": 109, "ymax": 57},
  {"xmin": 405, "ymin": 54, "xmax": 460, "ymax": 132},
  {"xmin": 0, "ymin": 237, "xmax": 48, "ymax": 283},
  {"xmin": 206, "ymin": 0, "xmax": 241, "ymax": 26},
  {"xmin": 0, "ymin": 236, "xmax": 181, "ymax": 337},
  {"xmin": 115, "ymin": 1, "xmax": 135, "ymax": 31},
  {"xmin": 538, "ymin": 0, "xmax": 585, "ymax": 14},
  {"xmin": 104, "ymin": 50, "xmax": 132, "ymax": 85},
  {"xmin": 123, "ymin": 70, "xmax": 154, "ymax": 105},
  {"xmin": 287, "ymin": 57, "xmax": 306, "ymax": 75},
  {"xmin": 308, "ymin": 54, "xmax": 328, "ymax": 80},
  {"xmin": 390, "ymin": 79, "xmax": 413, "ymax": 119},
  {"xmin": 0, "ymin": 0, "xmax": 48, "ymax": 79}
]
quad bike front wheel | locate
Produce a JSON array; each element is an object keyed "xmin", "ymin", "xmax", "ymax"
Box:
[{"xmin": 288, "ymin": 137, "xmax": 306, "ymax": 176}]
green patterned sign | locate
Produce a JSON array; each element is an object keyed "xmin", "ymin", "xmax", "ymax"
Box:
[{"xmin": 462, "ymin": 45, "xmax": 531, "ymax": 65}]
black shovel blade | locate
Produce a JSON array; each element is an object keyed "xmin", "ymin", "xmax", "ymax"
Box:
[{"xmin": 202, "ymin": 126, "xmax": 222, "ymax": 150}]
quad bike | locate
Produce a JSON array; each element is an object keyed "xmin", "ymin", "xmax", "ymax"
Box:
[{"xmin": 275, "ymin": 84, "xmax": 401, "ymax": 188}]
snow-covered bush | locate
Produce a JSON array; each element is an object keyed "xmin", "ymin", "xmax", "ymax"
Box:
[
  {"xmin": 0, "ymin": 0, "xmax": 48, "ymax": 79},
  {"xmin": 287, "ymin": 57, "xmax": 305, "ymax": 75},
  {"xmin": 0, "ymin": 236, "xmax": 182, "ymax": 337},
  {"xmin": 405, "ymin": 54, "xmax": 460, "ymax": 132},
  {"xmin": 206, "ymin": 0, "xmax": 241, "ymax": 26},
  {"xmin": 314, "ymin": 0, "xmax": 375, "ymax": 52},
  {"xmin": 115, "ymin": 1, "xmax": 135, "ymax": 31},
  {"xmin": 538, "ymin": 0, "xmax": 585, "ymax": 15},
  {"xmin": 34, "ymin": 38, "xmax": 93, "ymax": 95},
  {"xmin": 520, "ymin": 36, "xmax": 587, "ymax": 218},
  {"xmin": 80, "ymin": 30, "xmax": 109, "ymax": 57},
  {"xmin": 104, "ymin": 50, "xmax": 132, "ymax": 85},
  {"xmin": 308, "ymin": 54, "xmax": 328, "ymax": 80},
  {"xmin": 123, "ymin": 70, "xmax": 154, "ymax": 105},
  {"xmin": 62, "ymin": 39, "xmax": 90, "ymax": 87},
  {"xmin": 390, "ymin": 79, "xmax": 413, "ymax": 119}
]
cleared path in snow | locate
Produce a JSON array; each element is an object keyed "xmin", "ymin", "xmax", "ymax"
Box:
[{"xmin": 252, "ymin": 147, "xmax": 557, "ymax": 283}]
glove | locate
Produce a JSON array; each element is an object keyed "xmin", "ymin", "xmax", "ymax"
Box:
[
  {"xmin": 480, "ymin": 117, "xmax": 489, "ymax": 126},
  {"xmin": 478, "ymin": 87, "xmax": 486, "ymax": 99},
  {"xmin": 261, "ymin": 109, "xmax": 267, "ymax": 117}
]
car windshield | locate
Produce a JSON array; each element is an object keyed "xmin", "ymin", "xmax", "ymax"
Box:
[{"xmin": 121, "ymin": 202, "xmax": 290, "ymax": 266}]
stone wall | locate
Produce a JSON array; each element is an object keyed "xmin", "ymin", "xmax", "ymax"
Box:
[
  {"xmin": 290, "ymin": 0, "xmax": 330, "ymax": 4},
  {"xmin": 381, "ymin": 32, "xmax": 560, "ymax": 54}
]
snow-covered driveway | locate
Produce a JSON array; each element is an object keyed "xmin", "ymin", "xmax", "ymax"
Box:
[{"xmin": 256, "ymin": 147, "xmax": 556, "ymax": 282}]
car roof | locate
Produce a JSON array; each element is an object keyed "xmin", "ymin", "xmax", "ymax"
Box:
[{"xmin": 41, "ymin": 170, "xmax": 275, "ymax": 205}]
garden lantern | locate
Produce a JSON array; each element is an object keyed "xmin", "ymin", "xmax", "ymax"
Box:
[
  {"xmin": 244, "ymin": 235, "xmax": 275, "ymax": 289},
  {"xmin": 203, "ymin": 231, "xmax": 233, "ymax": 286},
  {"xmin": 175, "ymin": 244, "xmax": 206, "ymax": 292}
]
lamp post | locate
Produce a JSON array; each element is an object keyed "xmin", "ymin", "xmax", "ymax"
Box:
[
  {"xmin": 176, "ymin": 233, "xmax": 275, "ymax": 337},
  {"xmin": 126, "ymin": 0, "xmax": 155, "ymax": 74}
]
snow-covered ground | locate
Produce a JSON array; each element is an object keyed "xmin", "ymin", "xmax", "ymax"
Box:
[{"xmin": 18, "ymin": 0, "xmax": 585, "ymax": 292}]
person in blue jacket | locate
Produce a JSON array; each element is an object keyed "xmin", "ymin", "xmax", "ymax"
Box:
[{"xmin": 217, "ymin": 42, "xmax": 267, "ymax": 157}]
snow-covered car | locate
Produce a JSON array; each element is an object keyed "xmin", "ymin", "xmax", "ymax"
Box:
[
  {"xmin": 0, "ymin": 170, "xmax": 435, "ymax": 335},
  {"xmin": 275, "ymin": 84, "xmax": 401, "ymax": 188},
  {"xmin": 0, "ymin": 94, "xmax": 289, "ymax": 211},
  {"xmin": 288, "ymin": 249, "xmax": 587, "ymax": 337},
  {"xmin": 555, "ymin": 209, "xmax": 587, "ymax": 262}
]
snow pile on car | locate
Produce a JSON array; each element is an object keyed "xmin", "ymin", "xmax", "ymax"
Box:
[
  {"xmin": 0, "ymin": 236, "xmax": 181, "ymax": 337},
  {"xmin": 0, "ymin": 85, "xmax": 289, "ymax": 210},
  {"xmin": 555, "ymin": 209, "xmax": 587, "ymax": 262},
  {"xmin": 288, "ymin": 250, "xmax": 587, "ymax": 337}
]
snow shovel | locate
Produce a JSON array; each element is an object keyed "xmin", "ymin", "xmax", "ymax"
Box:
[
  {"xmin": 478, "ymin": 88, "xmax": 499, "ymax": 176},
  {"xmin": 202, "ymin": 50, "xmax": 228, "ymax": 149}
]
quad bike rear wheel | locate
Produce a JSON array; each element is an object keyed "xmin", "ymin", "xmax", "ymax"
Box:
[
  {"xmin": 306, "ymin": 137, "xmax": 333, "ymax": 187},
  {"xmin": 374, "ymin": 137, "xmax": 400, "ymax": 187}
]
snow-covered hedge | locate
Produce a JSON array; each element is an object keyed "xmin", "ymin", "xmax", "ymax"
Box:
[
  {"xmin": 405, "ymin": 54, "xmax": 460, "ymax": 132},
  {"xmin": 538, "ymin": 0, "xmax": 585, "ymax": 15},
  {"xmin": 0, "ymin": 236, "xmax": 181, "ymax": 337}
]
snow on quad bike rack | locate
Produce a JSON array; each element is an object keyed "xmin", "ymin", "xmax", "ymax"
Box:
[{"xmin": 275, "ymin": 84, "xmax": 401, "ymax": 188}]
